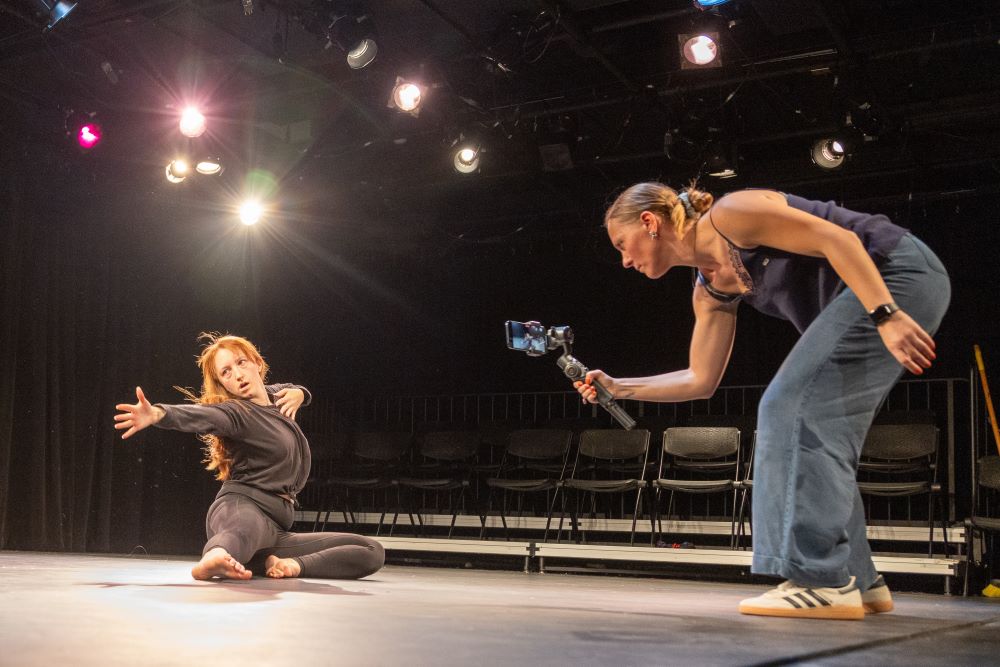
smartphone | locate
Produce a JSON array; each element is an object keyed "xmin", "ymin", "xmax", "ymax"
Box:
[{"xmin": 505, "ymin": 320, "xmax": 548, "ymax": 356}]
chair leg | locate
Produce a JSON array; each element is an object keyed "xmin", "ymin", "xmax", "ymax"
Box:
[
  {"xmin": 963, "ymin": 520, "xmax": 975, "ymax": 597},
  {"xmin": 543, "ymin": 485, "xmax": 563, "ymax": 543},
  {"xmin": 651, "ymin": 488, "xmax": 661, "ymax": 546},
  {"xmin": 629, "ymin": 488, "xmax": 643, "ymax": 546}
]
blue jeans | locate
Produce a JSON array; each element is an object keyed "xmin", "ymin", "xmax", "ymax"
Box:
[{"xmin": 751, "ymin": 234, "xmax": 951, "ymax": 590}]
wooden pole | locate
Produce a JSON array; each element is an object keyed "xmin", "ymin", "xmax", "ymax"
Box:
[{"xmin": 974, "ymin": 345, "xmax": 1000, "ymax": 457}]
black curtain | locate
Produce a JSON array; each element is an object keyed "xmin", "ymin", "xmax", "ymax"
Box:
[{"xmin": 2, "ymin": 126, "xmax": 998, "ymax": 555}]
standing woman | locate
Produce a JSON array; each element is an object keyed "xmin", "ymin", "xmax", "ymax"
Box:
[
  {"xmin": 114, "ymin": 333, "xmax": 384, "ymax": 581},
  {"xmin": 576, "ymin": 184, "xmax": 949, "ymax": 620}
]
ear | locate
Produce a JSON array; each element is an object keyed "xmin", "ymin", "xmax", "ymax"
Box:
[{"xmin": 639, "ymin": 210, "xmax": 660, "ymax": 234}]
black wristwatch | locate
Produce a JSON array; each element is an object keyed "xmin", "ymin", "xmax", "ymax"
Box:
[{"xmin": 868, "ymin": 302, "xmax": 900, "ymax": 326}]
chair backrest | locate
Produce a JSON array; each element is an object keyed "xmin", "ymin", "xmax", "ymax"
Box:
[
  {"xmin": 979, "ymin": 456, "xmax": 1000, "ymax": 492},
  {"xmin": 861, "ymin": 424, "xmax": 938, "ymax": 460},
  {"xmin": 507, "ymin": 429, "xmax": 573, "ymax": 460},
  {"xmin": 308, "ymin": 432, "xmax": 352, "ymax": 463},
  {"xmin": 420, "ymin": 430, "xmax": 481, "ymax": 461},
  {"xmin": 662, "ymin": 427, "xmax": 740, "ymax": 460},
  {"xmin": 578, "ymin": 429, "xmax": 651, "ymax": 461},
  {"xmin": 354, "ymin": 431, "xmax": 412, "ymax": 462}
]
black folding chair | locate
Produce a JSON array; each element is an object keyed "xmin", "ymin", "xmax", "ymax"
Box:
[
  {"xmin": 964, "ymin": 455, "xmax": 1000, "ymax": 594},
  {"xmin": 319, "ymin": 430, "xmax": 413, "ymax": 535},
  {"xmin": 651, "ymin": 426, "xmax": 742, "ymax": 548},
  {"xmin": 483, "ymin": 428, "xmax": 573, "ymax": 541},
  {"xmin": 396, "ymin": 430, "xmax": 483, "ymax": 538},
  {"xmin": 857, "ymin": 423, "xmax": 948, "ymax": 557},
  {"xmin": 557, "ymin": 429, "xmax": 652, "ymax": 545}
]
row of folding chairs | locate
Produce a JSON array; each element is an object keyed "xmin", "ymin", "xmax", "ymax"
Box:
[{"xmin": 302, "ymin": 422, "xmax": 948, "ymax": 552}]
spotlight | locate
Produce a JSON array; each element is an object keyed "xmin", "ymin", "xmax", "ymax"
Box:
[
  {"xmin": 705, "ymin": 141, "xmax": 738, "ymax": 179},
  {"xmin": 390, "ymin": 80, "xmax": 422, "ymax": 113},
  {"xmin": 65, "ymin": 109, "xmax": 103, "ymax": 150},
  {"xmin": 810, "ymin": 138, "xmax": 846, "ymax": 170},
  {"xmin": 38, "ymin": 0, "xmax": 76, "ymax": 32},
  {"xmin": 680, "ymin": 33, "xmax": 721, "ymax": 68},
  {"xmin": 195, "ymin": 159, "xmax": 223, "ymax": 175},
  {"xmin": 165, "ymin": 159, "xmax": 189, "ymax": 183},
  {"xmin": 695, "ymin": 0, "xmax": 732, "ymax": 7},
  {"xmin": 329, "ymin": 14, "xmax": 378, "ymax": 69},
  {"xmin": 179, "ymin": 107, "xmax": 207, "ymax": 138},
  {"xmin": 77, "ymin": 123, "xmax": 102, "ymax": 150},
  {"xmin": 347, "ymin": 37, "xmax": 377, "ymax": 69},
  {"xmin": 239, "ymin": 200, "xmax": 264, "ymax": 226},
  {"xmin": 452, "ymin": 145, "xmax": 480, "ymax": 174}
]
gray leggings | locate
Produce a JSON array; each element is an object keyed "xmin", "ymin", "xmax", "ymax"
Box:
[{"xmin": 203, "ymin": 488, "xmax": 384, "ymax": 579}]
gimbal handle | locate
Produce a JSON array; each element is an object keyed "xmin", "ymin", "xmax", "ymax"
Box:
[{"xmin": 557, "ymin": 354, "xmax": 636, "ymax": 430}]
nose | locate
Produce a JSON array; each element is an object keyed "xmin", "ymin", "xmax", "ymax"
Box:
[{"xmin": 620, "ymin": 252, "xmax": 633, "ymax": 269}]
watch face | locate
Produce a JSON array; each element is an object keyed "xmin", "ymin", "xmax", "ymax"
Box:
[{"xmin": 870, "ymin": 303, "xmax": 899, "ymax": 325}]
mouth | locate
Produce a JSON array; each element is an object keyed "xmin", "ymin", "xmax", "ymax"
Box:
[{"xmin": 238, "ymin": 381, "xmax": 249, "ymax": 393}]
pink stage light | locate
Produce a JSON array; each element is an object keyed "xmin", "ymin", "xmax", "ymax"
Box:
[{"xmin": 77, "ymin": 123, "xmax": 102, "ymax": 149}]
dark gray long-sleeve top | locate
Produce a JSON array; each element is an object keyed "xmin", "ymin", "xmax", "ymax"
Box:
[{"xmin": 154, "ymin": 383, "xmax": 312, "ymax": 501}]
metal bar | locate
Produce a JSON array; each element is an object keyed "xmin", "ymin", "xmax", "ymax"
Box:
[{"xmin": 947, "ymin": 379, "xmax": 956, "ymax": 521}]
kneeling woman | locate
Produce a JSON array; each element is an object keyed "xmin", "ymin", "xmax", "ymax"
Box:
[{"xmin": 114, "ymin": 333, "xmax": 384, "ymax": 582}]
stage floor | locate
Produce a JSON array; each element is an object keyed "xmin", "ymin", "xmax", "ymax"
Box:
[{"xmin": 1, "ymin": 551, "xmax": 998, "ymax": 666}]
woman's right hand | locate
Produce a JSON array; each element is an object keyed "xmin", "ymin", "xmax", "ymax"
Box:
[
  {"xmin": 574, "ymin": 370, "xmax": 615, "ymax": 404},
  {"xmin": 114, "ymin": 386, "xmax": 164, "ymax": 439}
]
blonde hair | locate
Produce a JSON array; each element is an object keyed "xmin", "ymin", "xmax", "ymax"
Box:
[
  {"xmin": 177, "ymin": 332, "xmax": 269, "ymax": 480},
  {"xmin": 604, "ymin": 181, "xmax": 714, "ymax": 237}
]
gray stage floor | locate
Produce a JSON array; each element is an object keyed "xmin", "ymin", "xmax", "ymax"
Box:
[{"xmin": 1, "ymin": 551, "xmax": 999, "ymax": 666}]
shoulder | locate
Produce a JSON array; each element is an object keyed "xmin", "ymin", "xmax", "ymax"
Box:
[{"xmin": 713, "ymin": 189, "xmax": 787, "ymax": 215}]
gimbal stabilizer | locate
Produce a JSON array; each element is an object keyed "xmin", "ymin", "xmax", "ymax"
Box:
[{"xmin": 505, "ymin": 321, "xmax": 636, "ymax": 430}]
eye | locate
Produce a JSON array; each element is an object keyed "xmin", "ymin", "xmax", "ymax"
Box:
[{"xmin": 237, "ymin": 358, "xmax": 248, "ymax": 367}]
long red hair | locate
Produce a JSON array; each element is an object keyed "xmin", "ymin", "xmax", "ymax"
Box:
[{"xmin": 178, "ymin": 333, "xmax": 269, "ymax": 480}]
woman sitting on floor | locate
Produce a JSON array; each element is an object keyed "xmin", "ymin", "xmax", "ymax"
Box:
[{"xmin": 114, "ymin": 333, "xmax": 384, "ymax": 582}]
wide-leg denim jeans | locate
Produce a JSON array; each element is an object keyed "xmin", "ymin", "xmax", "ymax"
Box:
[{"xmin": 751, "ymin": 234, "xmax": 951, "ymax": 591}]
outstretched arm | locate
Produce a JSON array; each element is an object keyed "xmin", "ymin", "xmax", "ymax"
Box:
[
  {"xmin": 114, "ymin": 388, "xmax": 244, "ymax": 439},
  {"xmin": 576, "ymin": 287, "xmax": 738, "ymax": 404},
  {"xmin": 712, "ymin": 190, "xmax": 936, "ymax": 374},
  {"xmin": 114, "ymin": 386, "xmax": 165, "ymax": 439}
]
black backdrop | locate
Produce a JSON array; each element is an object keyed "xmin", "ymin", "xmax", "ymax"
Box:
[{"xmin": 1, "ymin": 125, "xmax": 997, "ymax": 556}]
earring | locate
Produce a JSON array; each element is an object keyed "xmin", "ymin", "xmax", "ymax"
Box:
[{"xmin": 648, "ymin": 231, "xmax": 659, "ymax": 239}]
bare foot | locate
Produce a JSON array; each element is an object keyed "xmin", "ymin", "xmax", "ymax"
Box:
[
  {"xmin": 191, "ymin": 548, "xmax": 252, "ymax": 581},
  {"xmin": 265, "ymin": 554, "xmax": 302, "ymax": 579}
]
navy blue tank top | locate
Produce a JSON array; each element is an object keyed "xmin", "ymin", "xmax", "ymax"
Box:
[{"xmin": 703, "ymin": 193, "xmax": 907, "ymax": 333}]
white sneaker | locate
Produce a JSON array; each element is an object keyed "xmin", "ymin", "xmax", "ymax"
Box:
[
  {"xmin": 861, "ymin": 574, "xmax": 894, "ymax": 614},
  {"xmin": 739, "ymin": 576, "xmax": 864, "ymax": 620}
]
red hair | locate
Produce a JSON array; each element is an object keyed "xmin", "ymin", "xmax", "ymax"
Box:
[{"xmin": 177, "ymin": 333, "xmax": 269, "ymax": 480}]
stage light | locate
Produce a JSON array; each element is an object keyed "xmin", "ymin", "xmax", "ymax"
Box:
[
  {"xmin": 695, "ymin": 0, "xmax": 732, "ymax": 7},
  {"xmin": 680, "ymin": 33, "xmax": 720, "ymax": 68},
  {"xmin": 179, "ymin": 107, "xmax": 206, "ymax": 138},
  {"xmin": 165, "ymin": 159, "xmax": 189, "ymax": 183},
  {"xmin": 239, "ymin": 200, "xmax": 263, "ymax": 226},
  {"xmin": 77, "ymin": 123, "xmax": 102, "ymax": 150},
  {"xmin": 38, "ymin": 0, "xmax": 76, "ymax": 31},
  {"xmin": 328, "ymin": 14, "xmax": 378, "ymax": 69},
  {"xmin": 705, "ymin": 141, "xmax": 738, "ymax": 179},
  {"xmin": 347, "ymin": 37, "xmax": 377, "ymax": 69},
  {"xmin": 390, "ymin": 81, "xmax": 422, "ymax": 113},
  {"xmin": 453, "ymin": 145, "xmax": 480, "ymax": 174},
  {"xmin": 810, "ymin": 138, "xmax": 846, "ymax": 170},
  {"xmin": 195, "ymin": 159, "xmax": 223, "ymax": 175}
]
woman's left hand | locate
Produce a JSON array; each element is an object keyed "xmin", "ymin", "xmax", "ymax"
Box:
[
  {"xmin": 274, "ymin": 387, "xmax": 305, "ymax": 419},
  {"xmin": 877, "ymin": 310, "xmax": 936, "ymax": 375}
]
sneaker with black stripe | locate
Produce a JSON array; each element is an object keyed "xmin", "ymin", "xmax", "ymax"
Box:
[
  {"xmin": 861, "ymin": 574, "xmax": 893, "ymax": 614},
  {"xmin": 738, "ymin": 576, "xmax": 864, "ymax": 620}
]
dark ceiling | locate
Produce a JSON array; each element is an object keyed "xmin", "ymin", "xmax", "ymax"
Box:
[{"xmin": 2, "ymin": 0, "xmax": 999, "ymax": 241}]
